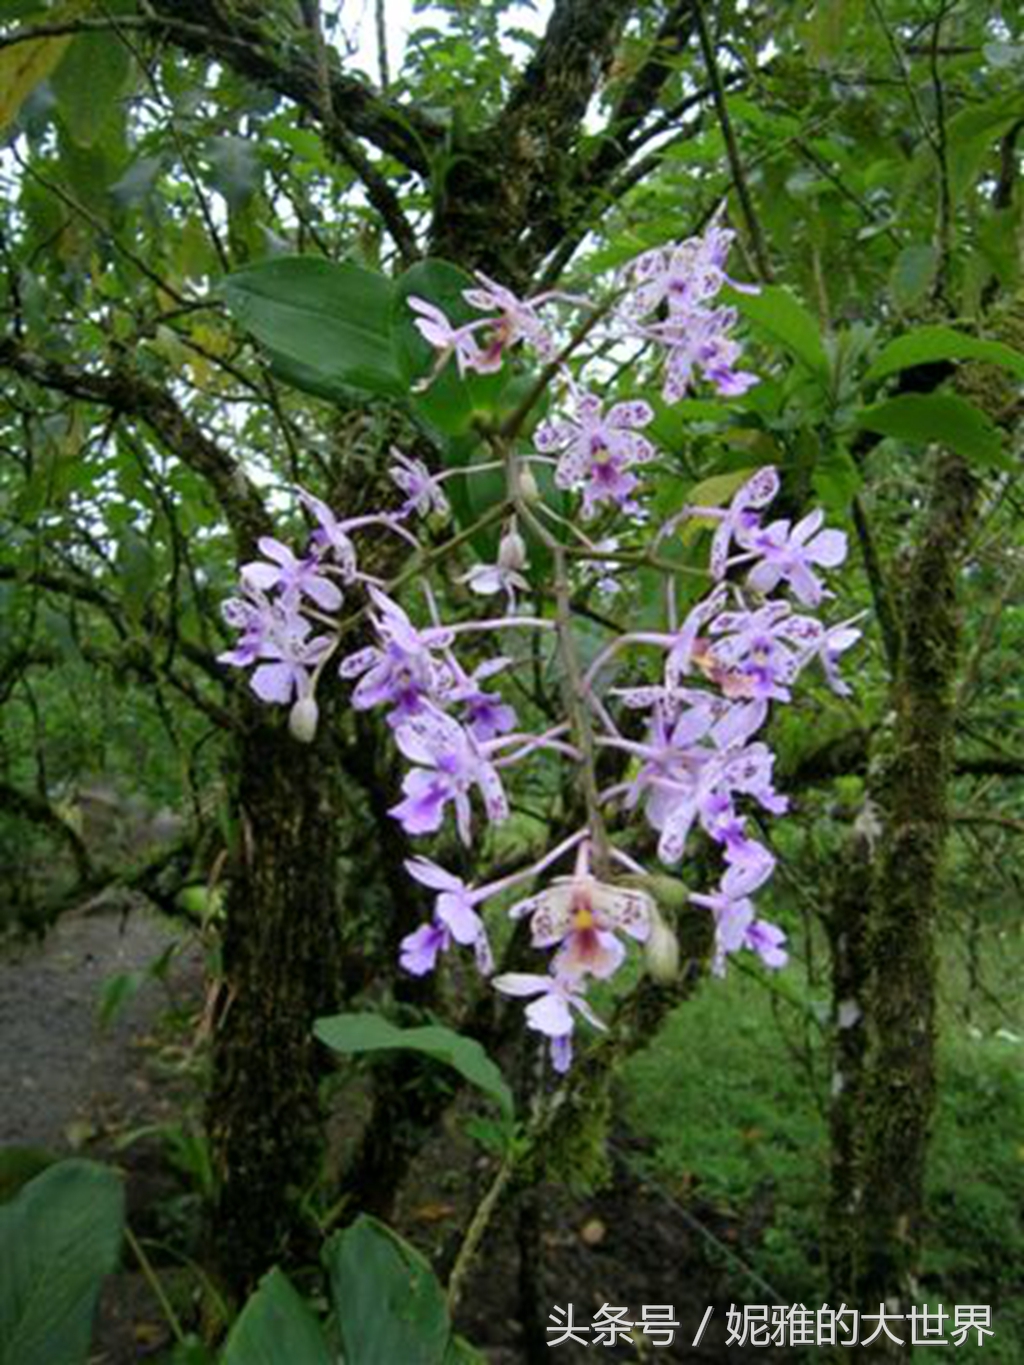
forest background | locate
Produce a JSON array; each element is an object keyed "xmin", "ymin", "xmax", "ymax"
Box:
[{"xmin": 0, "ymin": 1, "xmax": 1022, "ymax": 1361}]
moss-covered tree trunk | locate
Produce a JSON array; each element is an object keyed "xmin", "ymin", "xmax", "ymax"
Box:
[
  {"xmin": 823, "ymin": 827, "xmax": 873, "ymax": 1296},
  {"xmin": 827, "ymin": 452, "xmax": 978, "ymax": 1323},
  {"xmin": 206, "ymin": 703, "xmax": 344, "ymax": 1295}
]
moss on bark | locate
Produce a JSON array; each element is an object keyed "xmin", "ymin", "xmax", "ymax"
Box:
[{"xmin": 206, "ymin": 703, "xmax": 344, "ymax": 1295}]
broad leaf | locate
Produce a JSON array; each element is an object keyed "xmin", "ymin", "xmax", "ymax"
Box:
[
  {"xmin": 52, "ymin": 32, "xmax": 130, "ymax": 147},
  {"xmin": 866, "ymin": 325, "xmax": 1024, "ymax": 385},
  {"xmin": 0, "ymin": 1148, "xmax": 54, "ymax": 1205},
  {"xmin": 221, "ymin": 1268, "xmax": 332, "ymax": 1365},
  {"xmin": 854, "ymin": 394, "xmax": 1010, "ymax": 471},
  {"xmin": 0, "ymin": 1159, "xmax": 124, "ymax": 1365},
  {"xmin": 220, "ymin": 257, "xmax": 403, "ymax": 402},
  {"xmin": 0, "ymin": 1, "xmax": 85, "ymax": 135},
  {"xmin": 726, "ymin": 285, "xmax": 829, "ymax": 380},
  {"xmin": 315, "ymin": 1012, "xmax": 514, "ymax": 1119},
  {"xmin": 324, "ymin": 1215, "xmax": 451, "ymax": 1365}
]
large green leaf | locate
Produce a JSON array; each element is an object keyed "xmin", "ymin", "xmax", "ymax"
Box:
[
  {"xmin": 51, "ymin": 32, "xmax": 131, "ymax": 147},
  {"xmin": 854, "ymin": 393, "xmax": 1010, "ymax": 471},
  {"xmin": 221, "ymin": 1268, "xmax": 332, "ymax": 1365},
  {"xmin": 391, "ymin": 258, "xmax": 508, "ymax": 437},
  {"xmin": 0, "ymin": 1, "xmax": 85, "ymax": 135},
  {"xmin": 315, "ymin": 1011, "xmax": 514, "ymax": 1119},
  {"xmin": 0, "ymin": 1148, "xmax": 54, "ymax": 1205},
  {"xmin": 324, "ymin": 1216, "xmax": 451, "ymax": 1365},
  {"xmin": 0, "ymin": 1159, "xmax": 125, "ymax": 1365},
  {"xmin": 219, "ymin": 257, "xmax": 403, "ymax": 402},
  {"xmin": 726, "ymin": 285, "xmax": 830, "ymax": 380},
  {"xmin": 866, "ymin": 325, "xmax": 1024, "ymax": 385}
]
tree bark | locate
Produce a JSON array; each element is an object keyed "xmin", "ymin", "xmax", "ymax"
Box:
[
  {"xmin": 206, "ymin": 702, "xmax": 344, "ymax": 1295},
  {"xmin": 827, "ymin": 452, "xmax": 979, "ymax": 1321}
]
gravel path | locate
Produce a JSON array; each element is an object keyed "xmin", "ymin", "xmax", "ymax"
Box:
[{"xmin": 0, "ymin": 905, "xmax": 202, "ymax": 1152}]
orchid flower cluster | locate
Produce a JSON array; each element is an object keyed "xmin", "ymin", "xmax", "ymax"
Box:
[{"xmin": 219, "ymin": 219, "xmax": 861, "ymax": 1074}]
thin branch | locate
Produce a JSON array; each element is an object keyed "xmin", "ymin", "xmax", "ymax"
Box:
[
  {"xmin": 0, "ymin": 340, "xmax": 271, "ymax": 556},
  {"xmin": 692, "ymin": 0, "xmax": 773, "ymax": 282},
  {"xmin": 375, "ymin": 0, "xmax": 390, "ymax": 92},
  {"xmin": 928, "ymin": 3, "xmax": 954, "ymax": 300},
  {"xmin": 851, "ymin": 495, "xmax": 901, "ymax": 676},
  {"xmin": 0, "ymin": 779, "xmax": 93, "ymax": 883},
  {"xmin": 297, "ymin": 0, "xmax": 417, "ymax": 265}
]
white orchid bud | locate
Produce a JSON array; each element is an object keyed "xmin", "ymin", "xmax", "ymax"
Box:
[
  {"xmin": 289, "ymin": 695, "xmax": 319, "ymax": 744},
  {"xmin": 518, "ymin": 463, "xmax": 541, "ymax": 503},
  {"xmin": 498, "ymin": 520, "xmax": 528, "ymax": 573},
  {"xmin": 644, "ymin": 908, "xmax": 680, "ymax": 984}
]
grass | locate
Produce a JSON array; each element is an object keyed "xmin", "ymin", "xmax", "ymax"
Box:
[{"xmin": 620, "ymin": 930, "xmax": 1024, "ymax": 1360}]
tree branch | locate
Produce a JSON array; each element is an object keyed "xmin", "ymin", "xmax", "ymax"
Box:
[
  {"xmin": 0, "ymin": 779, "xmax": 93, "ymax": 883},
  {"xmin": 144, "ymin": 0, "xmax": 440, "ymax": 175},
  {"xmin": 0, "ymin": 340, "xmax": 271, "ymax": 557},
  {"xmin": 693, "ymin": 0, "xmax": 772, "ymax": 281}
]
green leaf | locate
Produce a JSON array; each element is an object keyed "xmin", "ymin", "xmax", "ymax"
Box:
[
  {"xmin": 854, "ymin": 394, "xmax": 1010, "ymax": 471},
  {"xmin": 110, "ymin": 154, "xmax": 164, "ymax": 208},
  {"xmin": 314, "ymin": 1012, "xmax": 514, "ymax": 1120},
  {"xmin": 52, "ymin": 33, "xmax": 130, "ymax": 147},
  {"xmin": 726, "ymin": 285, "xmax": 829, "ymax": 380},
  {"xmin": 0, "ymin": 1, "xmax": 85, "ymax": 135},
  {"xmin": 0, "ymin": 1148, "xmax": 54, "ymax": 1206},
  {"xmin": 391, "ymin": 258, "xmax": 507, "ymax": 436},
  {"xmin": 889, "ymin": 244, "xmax": 938, "ymax": 310},
  {"xmin": 866, "ymin": 325, "xmax": 1024, "ymax": 385},
  {"xmin": 95, "ymin": 971, "xmax": 146, "ymax": 1029},
  {"xmin": 116, "ymin": 527, "xmax": 157, "ymax": 623},
  {"xmin": 812, "ymin": 445, "xmax": 861, "ymax": 511},
  {"xmin": 0, "ymin": 1159, "xmax": 125, "ymax": 1365},
  {"xmin": 205, "ymin": 135, "xmax": 261, "ymax": 212},
  {"xmin": 220, "ymin": 257, "xmax": 403, "ymax": 402},
  {"xmin": 166, "ymin": 1339, "xmax": 217, "ymax": 1365},
  {"xmin": 324, "ymin": 1215, "xmax": 451, "ymax": 1365},
  {"xmin": 946, "ymin": 92, "xmax": 1024, "ymax": 202},
  {"xmin": 443, "ymin": 1336, "xmax": 489, "ymax": 1364},
  {"xmin": 221, "ymin": 1268, "xmax": 332, "ymax": 1365}
]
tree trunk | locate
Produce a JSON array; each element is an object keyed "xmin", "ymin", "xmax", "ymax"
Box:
[
  {"xmin": 827, "ymin": 453, "xmax": 978, "ymax": 1322},
  {"xmin": 206, "ymin": 704, "xmax": 344, "ymax": 1295},
  {"xmin": 823, "ymin": 826, "xmax": 872, "ymax": 1299}
]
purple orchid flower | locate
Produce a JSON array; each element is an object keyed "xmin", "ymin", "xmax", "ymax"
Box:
[
  {"xmin": 509, "ymin": 843, "xmax": 652, "ymax": 982},
  {"xmin": 742, "ymin": 509, "xmax": 848, "ymax": 606},
  {"xmin": 812, "ymin": 614, "xmax": 865, "ymax": 696},
  {"xmin": 643, "ymin": 306, "xmax": 759, "ymax": 403},
  {"xmin": 407, "ymin": 296, "xmax": 489, "ymax": 378},
  {"xmin": 701, "ymin": 600, "xmax": 825, "ymax": 701},
  {"xmin": 620, "ymin": 219, "xmax": 759, "ymax": 321},
  {"xmin": 690, "ymin": 466, "xmax": 781, "ymax": 581},
  {"xmin": 388, "ymin": 448, "xmax": 450, "ymax": 520},
  {"xmin": 389, "ymin": 709, "xmax": 508, "ymax": 844},
  {"xmin": 448, "ymin": 658, "xmax": 518, "ymax": 742},
  {"xmin": 241, "ymin": 536, "xmax": 343, "ymax": 612},
  {"xmin": 492, "ymin": 970, "xmax": 607, "ymax": 1073},
  {"xmin": 296, "ymin": 488, "xmax": 358, "ymax": 578},
  {"xmin": 690, "ymin": 857, "xmax": 785, "ymax": 974},
  {"xmin": 249, "ymin": 618, "xmax": 332, "ymax": 705},
  {"xmin": 399, "ymin": 856, "xmax": 494, "ymax": 975},
  {"xmin": 461, "ymin": 272, "xmax": 558, "ymax": 362},
  {"xmin": 338, "ymin": 587, "xmax": 453, "ymax": 724},
  {"xmin": 537, "ymin": 393, "xmax": 656, "ymax": 519}
]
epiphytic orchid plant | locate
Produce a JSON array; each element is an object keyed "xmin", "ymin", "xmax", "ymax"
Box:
[{"xmin": 219, "ymin": 218, "xmax": 861, "ymax": 1074}]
